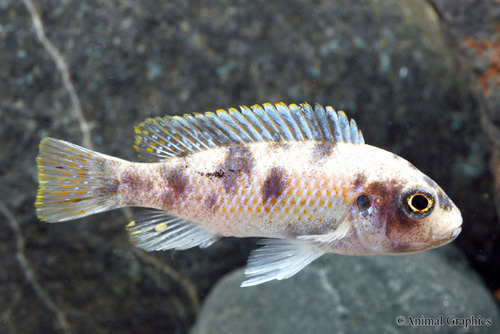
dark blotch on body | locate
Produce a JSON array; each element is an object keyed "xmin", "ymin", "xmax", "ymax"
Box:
[
  {"xmin": 159, "ymin": 165, "xmax": 189, "ymax": 208},
  {"xmin": 361, "ymin": 180, "xmax": 415, "ymax": 234},
  {"xmin": 120, "ymin": 168, "xmax": 153, "ymax": 204},
  {"xmin": 262, "ymin": 167, "xmax": 288, "ymax": 205},
  {"xmin": 220, "ymin": 145, "xmax": 255, "ymax": 194},
  {"xmin": 166, "ymin": 166, "xmax": 188, "ymax": 196},
  {"xmin": 352, "ymin": 173, "xmax": 367, "ymax": 191},
  {"xmin": 311, "ymin": 141, "xmax": 335, "ymax": 162}
]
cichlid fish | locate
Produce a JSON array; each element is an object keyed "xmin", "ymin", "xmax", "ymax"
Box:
[{"xmin": 36, "ymin": 102, "xmax": 462, "ymax": 287}]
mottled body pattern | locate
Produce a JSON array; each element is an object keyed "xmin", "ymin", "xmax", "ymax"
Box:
[
  {"xmin": 112, "ymin": 141, "xmax": 349, "ymax": 239},
  {"xmin": 36, "ymin": 102, "xmax": 462, "ymax": 286}
]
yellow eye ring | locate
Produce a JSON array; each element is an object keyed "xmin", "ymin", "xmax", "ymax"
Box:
[
  {"xmin": 407, "ymin": 192, "xmax": 434, "ymax": 214},
  {"xmin": 401, "ymin": 187, "xmax": 435, "ymax": 219}
]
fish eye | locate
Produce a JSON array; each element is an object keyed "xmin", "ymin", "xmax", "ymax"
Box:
[
  {"xmin": 401, "ymin": 187, "xmax": 435, "ymax": 219},
  {"xmin": 357, "ymin": 194, "xmax": 372, "ymax": 212}
]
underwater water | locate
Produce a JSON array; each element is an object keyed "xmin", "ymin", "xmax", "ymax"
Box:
[{"xmin": 1, "ymin": 0, "xmax": 499, "ymax": 333}]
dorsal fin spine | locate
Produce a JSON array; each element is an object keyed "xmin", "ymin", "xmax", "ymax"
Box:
[
  {"xmin": 170, "ymin": 116, "xmax": 200, "ymax": 152},
  {"xmin": 228, "ymin": 108, "xmax": 259, "ymax": 142},
  {"xmin": 314, "ymin": 103, "xmax": 332, "ymax": 141},
  {"xmin": 217, "ymin": 109, "xmax": 253, "ymax": 143},
  {"xmin": 303, "ymin": 103, "xmax": 323, "ymax": 140},
  {"xmin": 251, "ymin": 104, "xmax": 282, "ymax": 141},
  {"xmin": 284, "ymin": 104, "xmax": 303, "ymax": 140},
  {"xmin": 240, "ymin": 106, "xmax": 272, "ymax": 141},
  {"xmin": 133, "ymin": 102, "xmax": 364, "ymax": 162},
  {"xmin": 325, "ymin": 106, "xmax": 343, "ymax": 142},
  {"xmin": 337, "ymin": 111, "xmax": 352, "ymax": 143},
  {"xmin": 172, "ymin": 118, "xmax": 199, "ymax": 154},
  {"xmin": 273, "ymin": 103, "xmax": 297, "ymax": 140},
  {"xmin": 295, "ymin": 104, "xmax": 315, "ymax": 140}
]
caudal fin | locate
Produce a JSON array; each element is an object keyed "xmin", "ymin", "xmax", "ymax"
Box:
[{"xmin": 36, "ymin": 138, "xmax": 123, "ymax": 222}]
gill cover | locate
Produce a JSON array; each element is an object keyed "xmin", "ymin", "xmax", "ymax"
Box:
[{"xmin": 353, "ymin": 194, "xmax": 387, "ymax": 251}]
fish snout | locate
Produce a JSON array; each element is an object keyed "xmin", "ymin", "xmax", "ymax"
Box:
[{"xmin": 441, "ymin": 225, "xmax": 462, "ymax": 241}]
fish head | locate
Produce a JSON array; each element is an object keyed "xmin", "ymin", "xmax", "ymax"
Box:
[{"xmin": 349, "ymin": 147, "xmax": 462, "ymax": 255}]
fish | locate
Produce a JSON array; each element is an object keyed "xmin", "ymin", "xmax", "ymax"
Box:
[{"xmin": 35, "ymin": 102, "xmax": 462, "ymax": 287}]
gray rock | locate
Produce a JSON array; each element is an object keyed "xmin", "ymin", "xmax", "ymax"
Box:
[
  {"xmin": 191, "ymin": 246, "xmax": 500, "ymax": 334},
  {"xmin": 2, "ymin": 0, "xmax": 498, "ymax": 332}
]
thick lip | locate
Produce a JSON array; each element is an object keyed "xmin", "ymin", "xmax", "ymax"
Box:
[
  {"xmin": 394, "ymin": 226, "xmax": 462, "ymax": 253},
  {"xmin": 440, "ymin": 226, "xmax": 462, "ymax": 241},
  {"xmin": 449, "ymin": 226, "xmax": 462, "ymax": 238},
  {"xmin": 426, "ymin": 226, "xmax": 461, "ymax": 249}
]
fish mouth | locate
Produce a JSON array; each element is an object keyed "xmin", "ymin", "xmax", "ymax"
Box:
[
  {"xmin": 427, "ymin": 225, "xmax": 462, "ymax": 249},
  {"xmin": 448, "ymin": 226, "xmax": 462, "ymax": 239},
  {"xmin": 437, "ymin": 225, "xmax": 462, "ymax": 242},
  {"xmin": 390, "ymin": 226, "xmax": 462, "ymax": 254}
]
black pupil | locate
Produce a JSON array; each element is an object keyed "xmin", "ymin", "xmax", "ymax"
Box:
[
  {"xmin": 357, "ymin": 195, "xmax": 371, "ymax": 211},
  {"xmin": 411, "ymin": 194, "xmax": 428, "ymax": 211}
]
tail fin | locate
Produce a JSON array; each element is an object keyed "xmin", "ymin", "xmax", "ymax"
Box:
[{"xmin": 36, "ymin": 138, "xmax": 123, "ymax": 222}]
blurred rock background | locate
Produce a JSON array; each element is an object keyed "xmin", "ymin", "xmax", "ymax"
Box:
[{"xmin": 0, "ymin": 0, "xmax": 499, "ymax": 333}]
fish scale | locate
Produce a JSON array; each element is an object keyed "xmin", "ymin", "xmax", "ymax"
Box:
[{"xmin": 35, "ymin": 102, "xmax": 462, "ymax": 286}]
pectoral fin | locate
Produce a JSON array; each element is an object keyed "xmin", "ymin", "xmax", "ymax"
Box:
[{"xmin": 241, "ymin": 238, "xmax": 325, "ymax": 287}]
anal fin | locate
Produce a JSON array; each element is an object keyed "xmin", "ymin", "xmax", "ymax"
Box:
[
  {"xmin": 241, "ymin": 238, "xmax": 325, "ymax": 287},
  {"xmin": 127, "ymin": 210, "xmax": 220, "ymax": 251}
]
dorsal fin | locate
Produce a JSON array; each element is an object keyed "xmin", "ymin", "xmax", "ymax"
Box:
[{"xmin": 133, "ymin": 102, "xmax": 364, "ymax": 161}]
